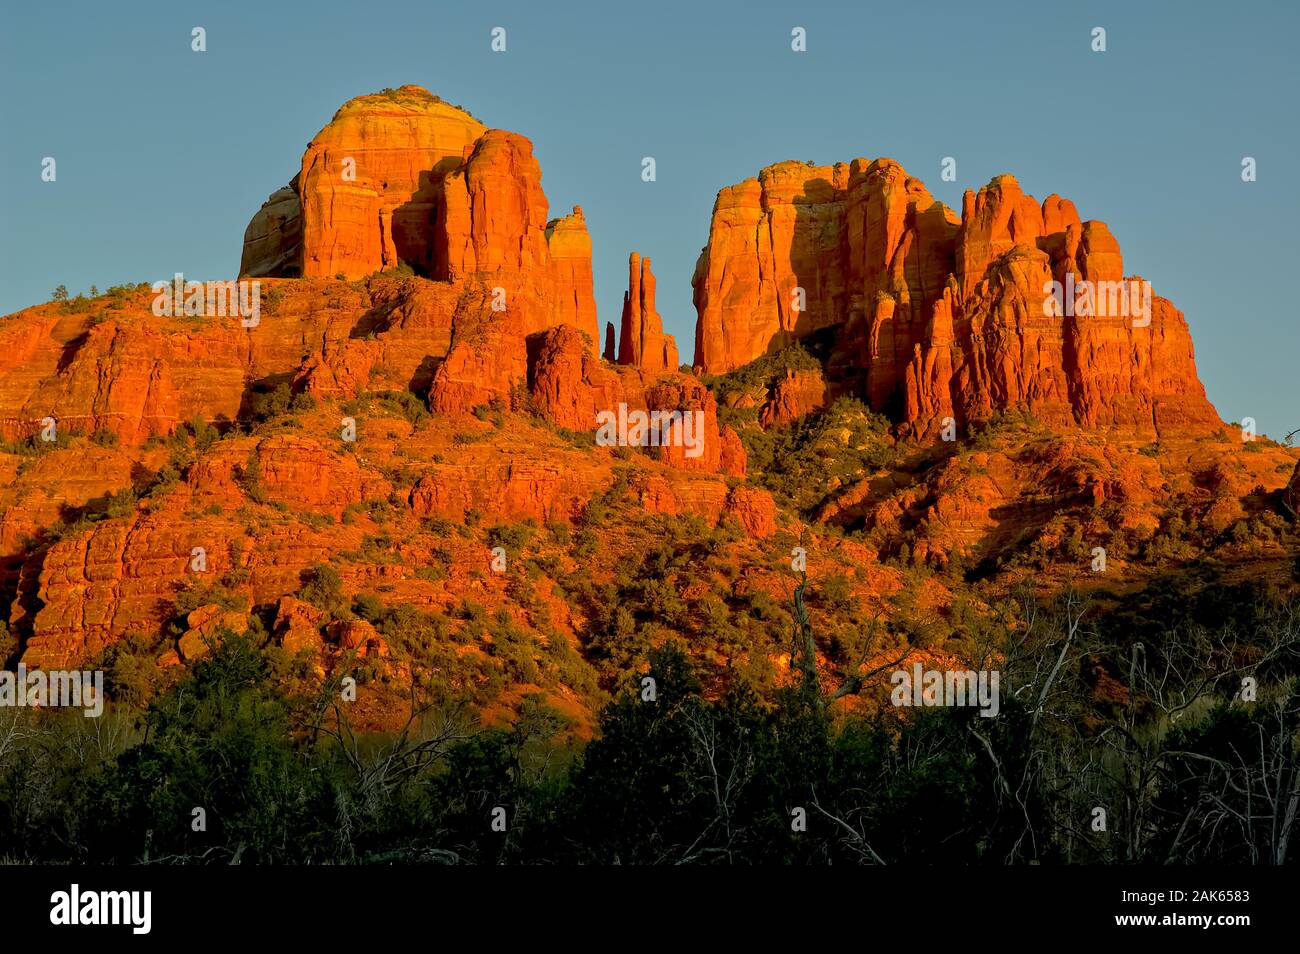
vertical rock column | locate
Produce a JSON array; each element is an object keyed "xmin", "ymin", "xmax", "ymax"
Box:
[{"xmin": 617, "ymin": 252, "xmax": 678, "ymax": 374}]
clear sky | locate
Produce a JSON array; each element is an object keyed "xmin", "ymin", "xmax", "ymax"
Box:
[{"xmin": 2, "ymin": 0, "xmax": 1296, "ymax": 437}]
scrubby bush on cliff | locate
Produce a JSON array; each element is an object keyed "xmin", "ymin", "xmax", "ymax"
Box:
[
  {"xmin": 101, "ymin": 486, "xmax": 138, "ymax": 519},
  {"xmin": 486, "ymin": 521, "xmax": 535, "ymax": 555},
  {"xmin": 184, "ymin": 415, "xmax": 220, "ymax": 450},
  {"xmin": 967, "ymin": 408, "xmax": 1040, "ymax": 450},
  {"xmin": 97, "ymin": 631, "xmax": 170, "ymax": 709},
  {"xmin": 2, "ymin": 425, "xmax": 80, "ymax": 458},
  {"xmin": 298, "ymin": 564, "xmax": 349, "ymax": 619},
  {"xmin": 248, "ymin": 382, "xmax": 292, "ymax": 425},
  {"xmin": 170, "ymin": 580, "xmax": 247, "ymax": 625}
]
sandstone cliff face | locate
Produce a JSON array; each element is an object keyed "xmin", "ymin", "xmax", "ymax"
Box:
[
  {"xmin": 437, "ymin": 132, "xmax": 598, "ymax": 345},
  {"xmin": 545, "ymin": 207, "xmax": 600, "ymax": 347},
  {"xmin": 529, "ymin": 323, "xmax": 624, "ymax": 431},
  {"xmin": 8, "ymin": 402, "xmax": 768, "ymax": 670},
  {"xmin": 437, "ymin": 129, "xmax": 549, "ymax": 282},
  {"xmin": 15, "ymin": 503, "xmax": 339, "ymax": 670},
  {"xmin": 294, "ymin": 278, "xmax": 460, "ymax": 399},
  {"xmin": 408, "ymin": 452, "xmax": 607, "ymax": 525},
  {"xmin": 692, "ymin": 159, "xmax": 1220, "ymax": 438},
  {"xmin": 692, "ymin": 162, "xmax": 856, "ymax": 372},
  {"xmin": 427, "ymin": 304, "xmax": 530, "ymax": 415},
  {"xmin": 0, "ymin": 279, "xmax": 460, "ymax": 446},
  {"xmin": 0, "ymin": 295, "xmax": 255, "ymax": 445},
  {"xmin": 0, "ymin": 258, "xmax": 752, "ymax": 673}
]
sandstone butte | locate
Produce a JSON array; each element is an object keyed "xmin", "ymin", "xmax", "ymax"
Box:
[
  {"xmin": 241, "ymin": 86, "xmax": 599, "ymax": 348},
  {"xmin": 0, "ymin": 87, "xmax": 1295, "ymax": 734},
  {"xmin": 692, "ymin": 158, "xmax": 1223, "ymax": 440}
]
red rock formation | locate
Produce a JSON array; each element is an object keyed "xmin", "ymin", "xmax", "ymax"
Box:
[
  {"xmin": 692, "ymin": 162, "xmax": 854, "ymax": 373},
  {"xmin": 9, "ymin": 86, "xmax": 1278, "ymax": 700},
  {"xmin": 692, "ymin": 159, "xmax": 1220, "ymax": 439},
  {"xmin": 719, "ymin": 426, "xmax": 748, "ymax": 479},
  {"xmin": 630, "ymin": 471, "xmax": 727, "ymax": 523},
  {"xmin": 529, "ymin": 324, "xmax": 625, "ymax": 432},
  {"xmin": 295, "ymin": 278, "xmax": 460, "ymax": 398},
  {"xmin": 0, "ymin": 318, "xmax": 182, "ymax": 445},
  {"xmin": 724, "ymin": 486, "xmax": 777, "ymax": 538},
  {"xmin": 545, "ymin": 206, "xmax": 600, "ymax": 349},
  {"xmin": 434, "ymin": 130, "xmax": 598, "ymax": 347},
  {"xmin": 14, "ymin": 505, "xmax": 340, "ymax": 669},
  {"xmin": 239, "ymin": 88, "xmax": 598, "ymax": 351},
  {"xmin": 0, "ymin": 279, "xmax": 464, "ymax": 447},
  {"xmin": 437, "ymin": 129, "xmax": 549, "ymax": 281},
  {"xmin": 12, "ymin": 432, "xmax": 395, "ymax": 670},
  {"xmin": 0, "ymin": 448, "xmax": 136, "ymax": 588},
  {"xmin": 273, "ymin": 596, "xmax": 326, "ymax": 656},
  {"xmin": 326, "ymin": 617, "xmax": 385, "ymax": 656},
  {"xmin": 179, "ymin": 603, "xmax": 250, "ymax": 662},
  {"xmin": 617, "ymin": 253, "xmax": 678, "ymax": 373},
  {"xmin": 528, "ymin": 323, "xmax": 744, "ymax": 477},
  {"xmin": 187, "ymin": 435, "xmax": 387, "ymax": 514},
  {"xmin": 409, "ymin": 455, "xmax": 606, "ymax": 525},
  {"xmin": 902, "ymin": 282, "xmax": 958, "ymax": 429},
  {"xmin": 643, "ymin": 379, "xmax": 737, "ymax": 475},
  {"xmin": 293, "ymin": 86, "xmax": 487, "ymax": 279},
  {"xmin": 427, "ymin": 308, "xmax": 529, "ymax": 415},
  {"xmin": 956, "ymin": 174, "xmax": 1053, "ymax": 298},
  {"xmin": 760, "ymin": 368, "xmax": 829, "ymax": 427}
]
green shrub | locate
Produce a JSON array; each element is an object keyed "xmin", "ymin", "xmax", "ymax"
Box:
[
  {"xmin": 89, "ymin": 427, "xmax": 120, "ymax": 449},
  {"xmin": 289, "ymin": 391, "xmax": 317, "ymax": 413},
  {"xmin": 298, "ymin": 564, "xmax": 349, "ymax": 618},
  {"xmin": 487, "ymin": 522, "xmax": 535, "ymax": 554},
  {"xmin": 249, "ymin": 383, "xmax": 292, "ymax": 424}
]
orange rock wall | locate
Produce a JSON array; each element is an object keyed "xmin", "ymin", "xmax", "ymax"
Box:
[{"xmin": 692, "ymin": 159, "xmax": 1220, "ymax": 438}]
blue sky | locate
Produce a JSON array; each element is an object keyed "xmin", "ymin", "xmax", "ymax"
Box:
[{"xmin": 2, "ymin": 0, "xmax": 1296, "ymax": 436}]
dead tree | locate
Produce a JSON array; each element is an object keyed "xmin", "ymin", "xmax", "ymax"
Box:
[{"xmin": 789, "ymin": 571, "xmax": 907, "ymax": 710}]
